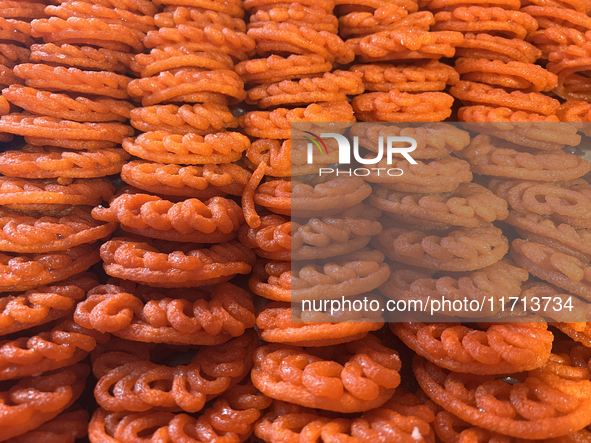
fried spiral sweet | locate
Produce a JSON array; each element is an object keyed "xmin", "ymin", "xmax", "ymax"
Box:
[
  {"xmin": 100, "ymin": 239, "xmax": 255, "ymax": 287},
  {"xmin": 0, "ymin": 364, "xmax": 89, "ymax": 441},
  {"xmin": 235, "ymin": 54, "xmax": 332, "ymax": 84},
  {"xmin": 256, "ymin": 301, "xmax": 384, "ymax": 347},
  {"xmin": 248, "ymin": 3, "xmax": 339, "ymax": 33},
  {"xmin": 0, "ymin": 243, "xmax": 101, "ymax": 292},
  {"xmin": 340, "ymin": 6, "xmax": 435, "ymax": 38},
  {"xmin": 89, "ymin": 381, "xmax": 271, "ymax": 443},
  {"xmin": 92, "ymin": 193, "xmax": 244, "ymax": 243},
  {"xmin": 392, "ymin": 322, "xmax": 553, "ymax": 374},
  {"xmin": 455, "ymin": 32, "xmax": 541, "ymax": 63},
  {"xmin": 131, "ymin": 46, "xmax": 234, "ymax": 77},
  {"xmin": 0, "ymin": 274, "xmax": 97, "ymax": 336},
  {"xmin": 413, "ymin": 350, "xmax": 591, "ymax": 439},
  {"xmin": 120, "ymin": 161, "xmax": 251, "ymax": 198},
  {"xmin": 0, "ymin": 320, "xmax": 108, "ymax": 381},
  {"xmin": 375, "ymin": 226, "xmax": 508, "ymax": 271},
  {"xmin": 371, "ymin": 183, "xmax": 509, "ymax": 228},
  {"xmin": 251, "ymin": 249, "xmax": 391, "ymax": 302},
  {"xmin": 251, "ymin": 335, "xmax": 401, "ymax": 413},
  {"xmin": 94, "ymin": 330, "xmax": 258, "ymax": 412},
  {"xmin": 4, "ymin": 409, "xmax": 89, "ymax": 443},
  {"xmin": 75, "ymin": 282, "xmax": 256, "ymax": 344}
]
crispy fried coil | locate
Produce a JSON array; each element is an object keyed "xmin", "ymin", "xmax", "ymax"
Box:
[
  {"xmin": 0, "ymin": 364, "xmax": 89, "ymax": 441},
  {"xmin": 4, "ymin": 408, "xmax": 89, "ymax": 443},
  {"xmin": 0, "ymin": 274, "xmax": 97, "ymax": 336},
  {"xmin": 2, "ymin": 85, "xmax": 133, "ymax": 123},
  {"xmin": 351, "ymin": 122, "xmax": 470, "ymax": 159},
  {"xmin": 0, "ymin": 320, "xmax": 108, "ymax": 381},
  {"xmin": 248, "ymin": 3, "xmax": 339, "ymax": 33},
  {"xmin": 0, "ymin": 146, "xmax": 130, "ymax": 180},
  {"xmin": 340, "ymin": 7, "xmax": 435, "ymax": 38},
  {"xmin": 522, "ymin": 5, "xmax": 591, "ymax": 32},
  {"xmin": 555, "ymin": 322, "xmax": 591, "ymax": 348},
  {"xmin": 239, "ymin": 215, "xmax": 292, "ymax": 261},
  {"xmin": 350, "ymin": 60, "xmax": 458, "ymax": 93},
  {"xmin": 14, "ymin": 63, "xmax": 131, "ymax": 100},
  {"xmin": 0, "ymin": 207, "xmax": 116, "ymax": 253},
  {"xmin": 246, "ymin": 71, "xmax": 364, "ymax": 109},
  {"xmin": 153, "ymin": 0, "xmax": 245, "ymax": 17},
  {"xmin": 251, "ymin": 334, "xmax": 402, "ymax": 413},
  {"xmin": 391, "ymin": 322, "xmax": 553, "ymax": 375},
  {"xmin": 100, "ymin": 239, "xmax": 256, "ymax": 287},
  {"xmin": 130, "ymin": 103, "xmax": 238, "ymax": 135},
  {"xmin": 0, "ymin": 66, "xmax": 21, "ymax": 90},
  {"xmin": 0, "ymin": 44, "xmax": 29, "ymax": 70},
  {"xmin": 94, "ymin": 330, "xmax": 258, "ymax": 412},
  {"xmin": 0, "ymin": 18, "xmax": 33, "ymax": 47},
  {"xmin": 122, "ymin": 131, "xmax": 250, "ymax": 165},
  {"xmin": 556, "ymin": 100, "xmax": 591, "ymax": 134},
  {"xmin": 0, "ymin": 177, "xmax": 114, "ymax": 211},
  {"xmin": 457, "ymin": 135, "xmax": 591, "ymax": 180},
  {"xmin": 375, "ymin": 226, "xmax": 509, "ymax": 271},
  {"xmin": 289, "ymin": 177, "xmax": 373, "ymax": 218},
  {"xmin": 247, "ymin": 22, "xmax": 354, "ymax": 64},
  {"xmin": 75, "ymin": 282, "xmax": 256, "ymax": 344},
  {"xmin": 456, "ymin": 33, "xmax": 541, "ymax": 63},
  {"xmin": 528, "ymin": 27, "xmax": 586, "ymax": 61},
  {"xmin": 89, "ymin": 381, "xmax": 271, "ymax": 443},
  {"xmin": 256, "ymin": 301, "xmax": 384, "ymax": 347},
  {"xmin": 121, "ymin": 161, "xmax": 251, "ymax": 199},
  {"xmin": 59, "ymin": 0, "xmax": 158, "ymax": 16},
  {"xmin": 450, "ymin": 82, "xmax": 560, "ymax": 116},
  {"xmin": 244, "ymin": 0, "xmax": 335, "ymax": 13},
  {"xmin": 454, "ymin": 58, "xmax": 557, "ymax": 92},
  {"xmin": 420, "ymin": 0, "xmax": 520, "ymax": 10},
  {"xmin": 256, "ymin": 391, "xmax": 436, "ymax": 443},
  {"xmin": 44, "ymin": 1, "xmax": 156, "ymax": 33},
  {"xmin": 0, "ymin": 244, "xmax": 101, "ymax": 293},
  {"xmin": 143, "ymin": 25, "xmax": 254, "ymax": 62},
  {"xmin": 0, "ymin": 115, "xmax": 133, "ymax": 146},
  {"xmin": 30, "ymin": 17, "xmax": 145, "ymax": 53},
  {"xmin": 370, "ymin": 183, "xmax": 509, "ymax": 228},
  {"xmin": 379, "ymin": 260, "xmax": 528, "ymax": 316},
  {"xmin": 491, "ymin": 179, "xmax": 591, "ymax": 227},
  {"xmin": 235, "ymin": 54, "xmax": 332, "ymax": 85},
  {"xmin": 153, "ymin": 7, "xmax": 245, "ymax": 32},
  {"xmin": 93, "ymin": 193, "xmax": 243, "ymax": 243},
  {"xmin": 240, "ymin": 102, "xmax": 355, "ymax": 139},
  {"xmin": 363, "ymin": 156, "xmax": 473, "ymax": 194},
  {"xmin": 29, "ymin": 43, "xmax": 132, "ymax": 74},
  {"xmin": 251, "ymin": 249, "xmax": 391, "ymax": 302},
  {"xmin": 511, "ymin": 239, "xmax": 591, "ymax": 301},
  {"xmin": 413, "ymin": 348, "xmax": 591, "ymax": 439},
  {"xmin": 0, "ymin": 1, "xmax": 47, "ymax": 20},
  {"xmin": 131, "ymin": 47, "xmax": 234, "ymax": 78},
  {"xmin": 433, "ymin": 7, "xmax": 538, "ymax": 39},
  {"xmin": 349, "ymin": 27, "xmax": 464, "ymax": 63},
  {"xmin": 353, "ymin": 91, "xmax": 454, "ymax": 122},
  {"xmin": 126, "ymin": 69, "xmax": 245, "ymax": 107},
  {"xmin": 546, "ymin": 29, "xmax": 591, "ymax": 101}
]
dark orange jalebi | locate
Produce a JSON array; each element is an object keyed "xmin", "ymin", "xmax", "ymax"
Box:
[
  {"xmin": 522, "ymin": 5, "xmax": 591, "ymax": 32},
  {"xmin": 353, "ymin": 90, "xmax": 455, "ymax": 122},
  {"xmin": 370, "ymin": 182, "xmax": 509, "ymax": 227},
  {"xmin": 131, "ymin": 46, "xmax": 234, "ymax": 77},
  {"xmin": 75, "ymin": 282, "xmax": 256, "ymax": 345},
  {"xmin": 256, "ymin": 301, "xmax": 384, "ymax": 346},
  {"xmin": 0, "ymin": 274, "xmax": 97, "ymax": 336},
  {"xmin": 0, "ymin": 1, "xmax": 47, "ymax": 20},
  {"xmin": 0, "ymin": 364, "xmax": 89, "ymax": 441},
  {"xmin": 251, "ymin": 249, "xmax": 391, "ymax": 302},
  {"xmin": 121, "ymin": 161, "xmax": 251, "ymax": 198},
  {"xmin": 94, "ymin": 330, "xmax": 258, "ymax": 412},
  {"xmin": 248, "ymin": 3, "xmax": 339, "ymax": 33},
  {"xmin": 89, "ymin": 381, "xmax": 271, "ymax": 443},
  {"xmin": 413, "ymin": 349, "xmax": 591, "ymax": 439},
  {"xmin": 153, "ymin": 7, "xmax": 245, "ymax": 31},
  {"xmin": 239, "ymin": 214, "xmax": 291, "ymax": 261},
  {"xmin": 0, "ymin": 177, "xmax": 114, "ymax": 211},
  {"xmin": 251, "ymin": 335, "xmax": 401, "ymax": 413},
  {"xmin": 100, "ymin": 238, "xmax": 255, "ymax": 287},
  {"xmin": 0, "ymin": 320, "xmax": 108, "ymax": 381},
  {"xmin": 0, "ymin": 18, "xmax": 33, "ymax": 47},
  {"xmin": 374, "ymin": 226, "xmax": 508, "ymax": 271},
  {"xmin": 4, "ymin": 408, "xmax": 89, "ymax": 443},
  {"xmin": 235, "ymin": 54, "xmax": 332, "ymax": 84},
  {"xmin": 0, "ymin": 146, "xmax": 130, "ymax": 179},
  {"xmin": 455, "ymin": 33, "xmax": 541, "ymax": 63},
  {"xmin": 153, "ymin": 0, "xmax": 244, "ymax": 17},
  {"xmin": 0, "ymin": 243, "xmax": 101, "ymax": 292},
  {"xmin": 92, "ymin": 193, "xmax": 244, "ymax": 243},
  {"xmin": 391, "ymin": 322, "xmax": 553, "ymax": 374},
  {"xmin": 256, "ymin": 391, "xmax": 436, "ymax": 443},
  {"xmin": 340, "ymin": 6, "xmax": 435, "ymax": 38},
  {"xmin": 122, "ymin": 131, "xmax": 250, "ymax": 164}
]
